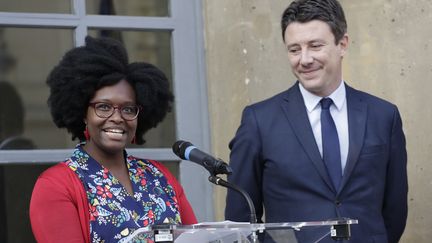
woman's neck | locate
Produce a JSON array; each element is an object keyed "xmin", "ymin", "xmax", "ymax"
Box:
[
  {"xmin": 82, "ymin": 142, "xmax": 126, "ymax": 170},
  {"xmin": 82, "ymin": 142, "xmax": 134, "ymax": 195}
]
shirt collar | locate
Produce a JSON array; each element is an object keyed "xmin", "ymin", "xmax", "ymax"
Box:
[{"xmin": 299, "ymin": 81, "xmax": 346, "ymax": 112}]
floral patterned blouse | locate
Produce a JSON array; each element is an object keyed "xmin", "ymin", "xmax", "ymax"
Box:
[{"xmin": 64, "ymin": 144, "xmax": 181, "ymax": 242}]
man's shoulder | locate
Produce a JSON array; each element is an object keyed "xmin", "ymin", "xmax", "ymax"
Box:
[
  {"xmin": 347, "ymin": 85, "xmax": 398, "ymax": 110},
  {"xmin": 248, "ymin": 84, "xmax": 298, "ymax": 110}
]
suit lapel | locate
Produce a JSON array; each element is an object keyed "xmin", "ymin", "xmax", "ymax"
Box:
[
  {"xmin": 339, "ymin": 86, "xmax": 367, "ymax": 191},
  {"xmin": 281, "ymin": 84, "xmax": 336, "ymax": 192}
]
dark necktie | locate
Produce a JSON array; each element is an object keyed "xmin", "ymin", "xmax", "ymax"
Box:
[{"xmin": 320, "ymin": 98, "xmax": 342, "ymax": 190}]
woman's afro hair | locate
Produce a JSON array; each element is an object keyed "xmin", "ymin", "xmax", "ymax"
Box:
[{"xmin": 46, "ymin": 36, "xmax": 174, "ymax": 145}]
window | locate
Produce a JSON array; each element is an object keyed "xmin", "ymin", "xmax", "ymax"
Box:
[{"xmin": 0, "ymin": 0, "xmax": 211, "ymax": 241}]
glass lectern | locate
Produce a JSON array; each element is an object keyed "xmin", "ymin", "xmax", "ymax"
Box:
[{"xmin": 123, "ymin": 218, "xmax": 358, "ymax": 243}]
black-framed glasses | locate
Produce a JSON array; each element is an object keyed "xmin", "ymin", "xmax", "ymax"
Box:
[{"xmin": 89, "ymin": 102, "xmax": 141, "ymax": 121}]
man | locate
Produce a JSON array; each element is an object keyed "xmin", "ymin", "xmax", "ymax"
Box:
[{"xmin": 225, "ymin": 0, "xmax": 408, "ymax": 242}]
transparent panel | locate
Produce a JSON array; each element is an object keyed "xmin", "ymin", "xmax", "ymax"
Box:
[
  {"xmin": 127, "ymin": 220, "xmax": 359, "ymax": 242},
  {"xmin": 0, "ymin": 28, "xmax": 74, "ymax": 149},
  {"xmin": 88, "ymin": 29, "xmax": 175, "ymax": 148},
  {"xmin": 0, "ymin": 0, "xmax": 71, "ymax": 13},
  {"xmin": 86, "ymin": 0, "xmax": 169, "ymax": 17}
]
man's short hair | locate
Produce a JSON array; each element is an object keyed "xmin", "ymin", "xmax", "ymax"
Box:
[{"xmin": 281, "ymin": 0, "xmax": 347, "ymax": 44}]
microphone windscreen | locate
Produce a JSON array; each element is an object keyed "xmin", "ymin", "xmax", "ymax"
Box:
[{"xmin": 172, "ymin": 140, "xmax": 192, "ymax": 160}]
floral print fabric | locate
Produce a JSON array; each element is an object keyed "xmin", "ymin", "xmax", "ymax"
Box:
[{"xmin": 64, "ymin": 144, "xmax": 181, "ymax": 242}]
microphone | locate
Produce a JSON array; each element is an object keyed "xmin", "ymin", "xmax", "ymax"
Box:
[
  {"xmin": 173, "ymin": 140, "xmax": 257, "ymax": 225},
  {"xmin": 172, "ymin": 140, "xmax": 233, "ymax": 175}
]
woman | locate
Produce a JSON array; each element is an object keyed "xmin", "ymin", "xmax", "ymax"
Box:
[{"xmin": 30, "ymin": 36, "xmax": 197, "ymax": 242}]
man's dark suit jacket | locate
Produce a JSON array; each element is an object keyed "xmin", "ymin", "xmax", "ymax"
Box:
[{"xmin": 225, "ymin": 82, "xmax": 408, "ymax": 243}]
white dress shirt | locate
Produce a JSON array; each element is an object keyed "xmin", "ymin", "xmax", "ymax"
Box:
[{"xmin": 299, "ymin": 81, "xmax": 349, "ymax": 173}]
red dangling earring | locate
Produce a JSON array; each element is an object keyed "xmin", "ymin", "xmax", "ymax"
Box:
[
  {"xmin": 84, "ymin": 127, "xmax": 90, "ymax": 141},
  {"xmin": 131, "ymin": 136, "xmax": 136, "ymax": 144}
]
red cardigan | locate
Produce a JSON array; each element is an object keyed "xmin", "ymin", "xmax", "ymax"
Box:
[{"xmin": 30, "ymin": 162, "xmax": 197, "ymax": 243}]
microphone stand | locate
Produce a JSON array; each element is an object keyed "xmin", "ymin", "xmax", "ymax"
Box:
[{"xmin": 208, "ymin": 175, "xmax": 259, "ymax": 242}]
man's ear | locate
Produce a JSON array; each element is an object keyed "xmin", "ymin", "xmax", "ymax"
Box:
[{"xmin": 339, "ymin": 33, "xmax": 349, "ymax": 57}]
